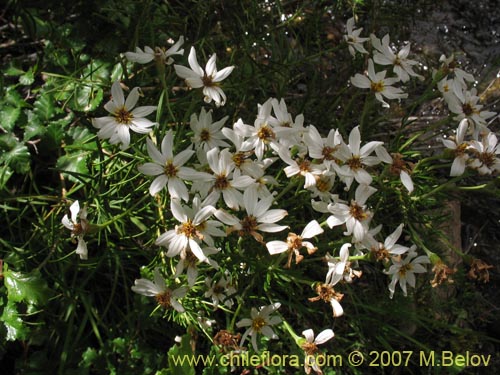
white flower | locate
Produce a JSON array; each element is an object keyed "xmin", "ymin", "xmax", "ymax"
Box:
[
  {"xmin": 236, "ymin": 302, "xmax": 281, "ymax": 352},
  {"xmin": 175, "ymin": 246, "xmax": 220, "ymax": 286},
  {"xmin": 325, "ymin": 243, "xmax": 352, "ymax": 285},
  {"xmin": 327, "ymin": 184, "xmax": 377, "ymax": 242},
  {"xmin": 442, "ymin": 119, "xmax": 470, "ymax": 176},
  {"xmin": 439, "ymin": 54, "xmax": 475, "ymax": 88},
  {"xmin": 174, "ymin": 46, "xmax": 234, "ymax": 106},
  {"xmin": 333, "ymin": 126, "xmax": 383, "ymax": 189},
  {"xmin": 222, "ymin": 124, "xmax": 265, "ymax": 178},
  {"xmin": 446, "ymin": 87, "xmax": 496, "ymax": 137},
  {"xmin": 271, "ymin": 98, "xmax": 307, "ymax": 148},
  {"xmin": 468, "ymin": 131, "xmax": 500, "ymax": 175},
  {"xmin": 279, "ymin": 146, "xmax": 325, "ymax": 189},
  {"xmin": 266, "ymin": 220, "xmax": 324, "ymax": 268},
  {"xmin": 205, "ymin": 273, "xmax": 237, "ymax": 308},
  {"xmin": 235, "ymin": 98, "xmax": 285, "ymax": 160},
  {"xmin": 131, "ymin": 268, "xmax": 187, "ymax": 312},
  {"xmin": 197, "ymin": 148, "xmax": 255, "ymax": 210},
  {"xmin": 304, "ymin": 125, "xmax": 343, "ymax": 169},
  {"xmin": 344, "ymin": 17, "xmax": 369, "ymax": 56},
  {"xmin": 124, "ymin": 36, "xmax": 184, "ymax": 65},
  {"xmin": 92, "ymin": 81, "xmax": 157, "ymax": 150},
  {"xmin": 351, "ymin": 59, "xmax": 408, "ymax": 108},
  {"xmin": 386, "ymin": 249, "xmax": 429, "ymax": 298},
  {"xmin": 215, "ymin": 188, "xmax": 288, "ymax": 243},
  {"xmin": 190, "ymin": 107, "xmax": 230, "ymax": 161},
  {"xmin": 301, "ymin": 328, "xmax": 335, "ymax": 375},
  {"xmin": 138, "ymin": 131, "xmax": 204, "ymax": 200},
  {"xmin": 155, "ymin": 198, "xmax": 221, "ymax": 262},
  {"xmin": 438, "ymin": 77, "xmax": 463, "ymax": 104},
  {"xmin": 363, "ymin": 224, "xmax": 411, "ymax": 262},
  {"xmin": 371, "ymin": 34, "xmax": 423, "ymax": 82},
  {"xmin": 62, "ymin": 200, "xmax": 88, "ymax": 260}
]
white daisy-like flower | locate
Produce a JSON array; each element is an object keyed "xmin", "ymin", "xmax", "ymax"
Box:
[
  {"xmin": 363, "ymin": 223, "xmax": 411, "ymax": 262},
  {"xmin": 155, "ymin": 198, "xmax": 220, "ymax": 262},
  {"xmin": 327, "ymin": 184, "xmax": 377, "ymax": 243},
  {"xmin": 124, "ymin": 36, "xmax": 184, "ymax": 65},
  {"xmin": 205, "ymin": 272, "xmax": 237, "ymax": 308},
  {"xmin": 344, "ymin": 17, "xmax": 369, "ymax": 56},
  {"xmin": 138, "ymin": 130, "xmax": 204, "ymax": 200},
  {"xmin": 304, "ymin": 125, "xmax": 343, "ymax": 169},
  {"xmin": 325, "ymin": 243, "xmax": 353, "ymax": 285},
  {"xmin": 175, "ymin": 246, "xmax": 220, "ymax": 286},
  {"xmin": 439, "ymin": 54, "xmax": 475, "ymax": 88},
  {"xmin": 236, "ymin": 302, "xmax": 281, "ymax": 352},
  {"xmin": 174, "ymin": 46, "xmax": 234, "ymax": 106},
  {"xmin": 333, "ymin": 126, "xmax": 383, "ymax": 189},
  {"xmin": 131, "ymin": 268, "xmax": 187, "ymax": 312},
  {"xmin": 196, "ymin": 148, "xmax": 255, "ymax": 210},
  {"xmin": 371, "ymin": 34, "xmax": 423, "ymax": 82},
  {"xmin": 92, "ymin": 81, "xmax": 157, "ymax": 150},
  {"xmin": 62, "ymin": 200, "xmax": 89, "ymax": 260},
  {"xmin": 443, "ymin": 119, "xmax": 470, "ymax": 176},
  {"xmin": 351, "ymin": 59, "xmax": 408, "ymax": 108},
  {"xmin": 375, "ymin": 147, "xmax": 414, "ymax": 193},
  {"xmin": 190, "ymin": 107, "xmax": 230, "ymax": 162},
  {"xmin": 468, "ymin": 131, "xmax": 500, "ymax": 175},
  {"xmin": 278, "ymin": 146, "xmax": 325, "ymax": 189},
  {"xmin": 385, "ymin": 249, "xmax": 430, "ymax": 298},
  {"xmin": 235, "ymin": 99, "xmax": 284, "ymax": 160},
  {"xmin": 215, "ymin": 188, "xmax": 288, "ymax": 244},
  {"xmin": 221, "ymin": 124, "xmax": 265, "ymax": 178},
  {"xmin": 446, "ymin": 87, "xmax": 496, "ymax": 137},
  {"xmin": 301, "ymin": 328, "xmax": 335, "ymax": 375},
  {"xmin": 266, "ymin": 220, "xmax": 324, "ymax": 268}
]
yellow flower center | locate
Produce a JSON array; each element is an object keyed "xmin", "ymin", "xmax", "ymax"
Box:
[
  {"xmin": 214, "ymin": 174, "xmax": 230, "ymax": 190},
  {"xmin": 178, "ymin": 220, "xmax": 197, "ymax": 238},
  {"xmin": 349, "ymin": 201, "xmax": 368, "ymax": 221},
  {"xmin": 257, "ymin": 124, "xmax": 275, "ymax": 143},
  {"xmin": 114, "ymin": 107, "xmax": 133, "ymax": 124},
  {"xmin": 347, "ymin": 155, "xmax": 363, "ymax": 171},
  {"xmin": 370, "ymin": 81, "xmax": 385, "ymax": 93},
  {"xmin": 251, "ymin": 316, "xmax": 267, "ymax": 332},
  {"xmin": 164, "ymin": 161, "xmax": 178, "ymax": 177}
]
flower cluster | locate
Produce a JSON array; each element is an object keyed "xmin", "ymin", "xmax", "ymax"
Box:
[{"xmin": 58, "ymin": 17, "xmax": 498, "ymax": 375}]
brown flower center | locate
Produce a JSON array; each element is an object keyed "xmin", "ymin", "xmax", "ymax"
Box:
[
  {"xmin": 251, "ymin": 317, "xmax": 267, "ymax": 332},
  {"xmin": 370, "ymin": 81, "xmax": 385, "ymax": 93},
  {"xmin": 164, "ymin": 162, "xmax": 178, "ymax": 177},
  {"xmin": 214, "ymin": 174, "xmax": 230, "ymax": 190},
  {"xmin": 347, "ymin": 156, "xmax": 362, "ymax": 171},
  {"xmin": 349, "ymin": 201, "xmax": 368, "ymax": 221},
  {"xmin": 155, "ymin": 289, "xmax": 172, "ymax": 309},
  {"xmin": 301, "ymin": 342, "xmax": 319, "ymax": 356},
  {"xmin": 114, "ymin": 107, "xmax": 133, "ymax": 124},
  {"xmin": 462, "ymin": 103, "xmax": 476, "ymax": 116},
  {"xmin": 178, "ymin": 220, "xmax": 198, "ymax": 238},
  {"xmin": 200, "ymin": 129, "xmax": 211, "ymax": 142},
  {"xmin": 257, "ymin": 124, "xmax": 275, "ymax": 143}
]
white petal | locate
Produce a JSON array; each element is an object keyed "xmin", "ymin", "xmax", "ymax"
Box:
[
  {"xmin": 400, "ymin": 170, "xmax": 414, "ymax": 193},
  {"xmin": 266, "ymin": 241, "xmax": 289, "ymax": 255},
  {"xmin": 110, "ymin": 81, "xmax": 124, "ymax": 107},
  {"xmin": 315, "ymin": 329, "xmax": 334, "ymax": 344},
  {"xmin": 301, "ymin": 220, "xmax": 324, "ymax": 239}
]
